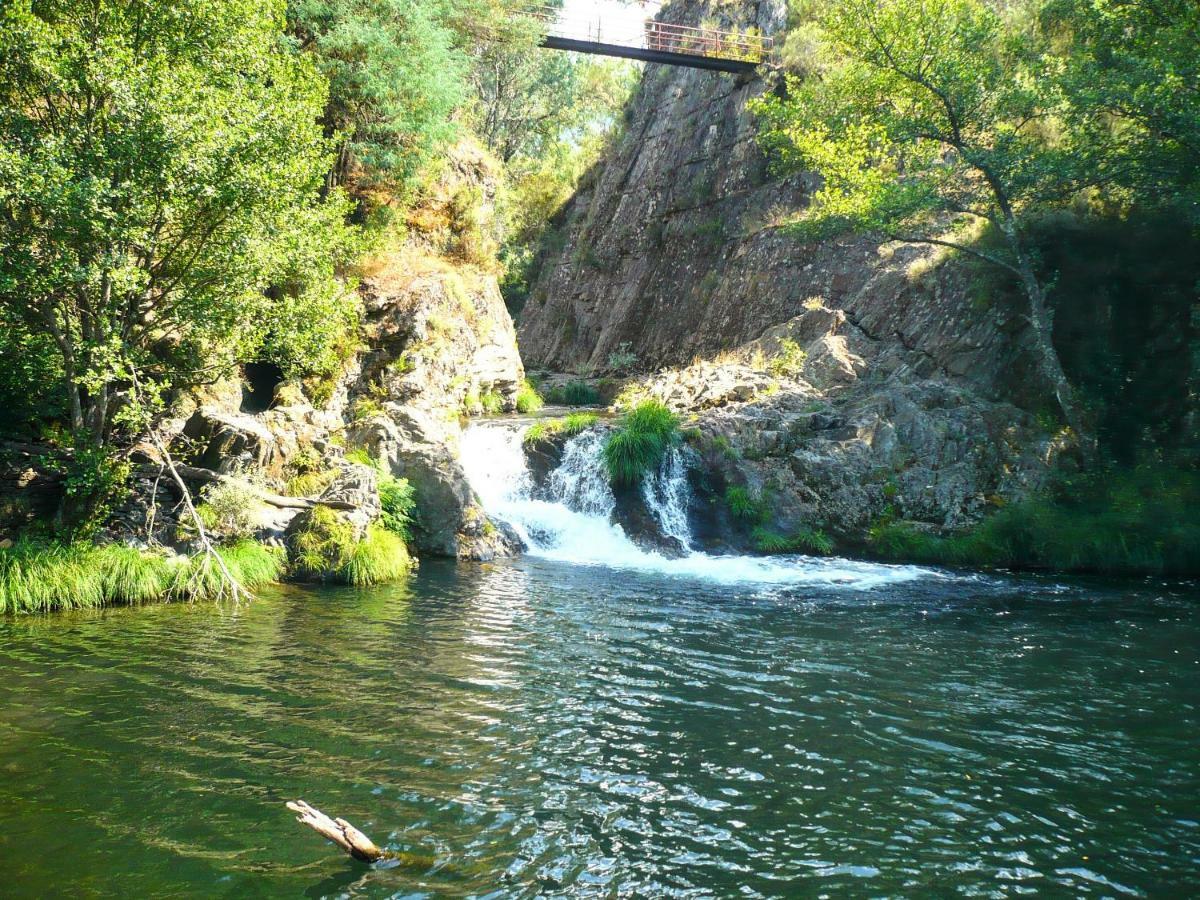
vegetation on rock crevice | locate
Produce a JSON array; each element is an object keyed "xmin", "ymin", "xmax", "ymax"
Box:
[{"xmin": 602, "ymin": 401, "xmax": 681, "ymax": 489}]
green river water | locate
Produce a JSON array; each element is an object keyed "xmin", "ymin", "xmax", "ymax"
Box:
[{"xmin": 0, "ymin": 558, "xmax": 1196, "ymax": 897}]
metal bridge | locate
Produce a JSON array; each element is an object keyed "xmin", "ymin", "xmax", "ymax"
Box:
[{"xmin": 533, "ymin": 6, "xmax": 771, "ymax": 74}]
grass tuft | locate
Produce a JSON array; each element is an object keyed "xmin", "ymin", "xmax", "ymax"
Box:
[
  {"xmin": 342, "ymin": 526, "xmax": 411, "ymax": 586},
  {"xmin": 515, "ymin": 379, "xmax": 544, "ymax": 414},
  {"xmin": 543, "ymin": 380, "xmax": 601, "ymax": 406},
  {"xmin": 523, "ymin": 412, "xmax": 600, "ymax": 446},
  {"xmin": 602, "ymin": 400, "xmax": 680, "ymax": 488},
  {"xmin": 0, "ymin": 539, "xmax": 282, "ymax": 614}
]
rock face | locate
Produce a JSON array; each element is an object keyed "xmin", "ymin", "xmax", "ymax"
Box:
[
  {"xmin": 343, "ymin": 141, "xmax": 525, "ymax": 560},
  {"xmin": 517, "ymin": 0, "xmax": 1059, "ymax": 546}
]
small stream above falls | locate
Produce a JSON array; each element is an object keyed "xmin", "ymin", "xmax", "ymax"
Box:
[{"xmin": 461, "ymin": 420, "xmax": 935, "ymax": 589}]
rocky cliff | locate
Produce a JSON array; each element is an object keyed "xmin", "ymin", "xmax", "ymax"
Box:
[
  {"xmin": 518, "ymin": 0, "xmax": 1059, "ymax": 545},
  {"xmin": 76, "ymin": 141, "xmax": 525, "ymax": 562}
]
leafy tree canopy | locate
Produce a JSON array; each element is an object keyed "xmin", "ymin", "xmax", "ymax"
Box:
[{"xmin": 0, "ymin": 0, "xmax": 357, "ymax": 442}]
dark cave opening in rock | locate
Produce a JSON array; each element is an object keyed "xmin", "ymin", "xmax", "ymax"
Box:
[{"xmin": 241, "ymin": 362, "xmax": 284, "ymax": 413}]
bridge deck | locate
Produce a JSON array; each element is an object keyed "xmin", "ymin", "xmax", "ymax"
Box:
[{"xmin": 534, "ymin": 7, "xmax": 769, "ymax": 74}]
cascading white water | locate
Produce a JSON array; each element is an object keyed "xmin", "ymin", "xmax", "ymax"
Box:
[{"xmin": 460, "ymin": 421, "xmax": 934, "ymax": 589}]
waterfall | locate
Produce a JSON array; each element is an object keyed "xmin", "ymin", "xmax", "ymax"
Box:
[{"xmin": 460, "ymin": 421, "xmax": 933, "ymax": 588}]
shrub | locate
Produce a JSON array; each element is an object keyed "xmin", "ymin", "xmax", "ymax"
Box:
[
  {"xmin": 287, "ymin": 506, "xmax": 356, "ymax": 582},
  {"xmin": 378, "ymin": 474, "xmax": 416, "ymax": 541},
  {"xmin": 867, "ymin": 460, "xmax": 1200, "ymax": 576},
  {"xmin": 602, "ymin": 400, "xmax": 680, "ymax": 488},
  {"xmin": 344, "ymin": 448, "xmax": 376, "ymax": 467},
  {"xmin": 195, "ymin": 480, "xmax": 262, "ymax": 542},
  {"xmin": 479, "ymin": 389, "xmax": 505, "ymax": 415},
  {"xmin": 768, "ymin": 338, "xmax": 807, "ymax": 379},
  {"xmin": 544, "ymin": 380, "xmax": 601, "ymax": 406},
  {"xmin": 606, "ymin": 342, "xmax": 639, "ymax": 373},
  {"xmin": 287, "ymin": 507, "xmax": 411, "ymax": 585},
  {"xmin": 515, "ymin": 379, "xmax": 544, "ymax": 414},
  {"xmin": 725, "ymin": 485, "xmax": 769, "ymax": 525}
]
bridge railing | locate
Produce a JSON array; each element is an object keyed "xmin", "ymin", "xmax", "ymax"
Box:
[{"xmin": 531, "ymin": 6, "xmax": 772, "ymax": 65}]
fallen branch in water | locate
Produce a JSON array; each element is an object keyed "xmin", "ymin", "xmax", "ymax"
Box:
[{"xmin": 286, "ymin": 800, "xmax": 386, "ymax": 863}]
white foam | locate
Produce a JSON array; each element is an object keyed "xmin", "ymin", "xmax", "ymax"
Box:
[{"xmin": 460, "ymin": 422, "xmax": 935, "ymax": 590}]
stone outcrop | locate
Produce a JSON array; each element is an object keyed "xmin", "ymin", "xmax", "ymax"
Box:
[
  {"xmin": 343, "ymin": 141, "xmax": 525, "ymax": 559},
  {"xmin": 516, "ymin": 0, "xmax": 1059, "ymax": 547}
]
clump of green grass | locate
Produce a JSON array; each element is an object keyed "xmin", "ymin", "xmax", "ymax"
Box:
[
  {"xmin": 287, "ymin": 506, "xmax": 411, "ymax": 585},
  {"xmin": 544, "ymin": 380, "xmax": 601, "ymax": 406},
  {"xmin": 868, "ymin": 460, "xmax": 1200, "ymax": 576},
  {"xmin": 342, "ymin": 525, "xmax": 411, "ymax": 586},
  {"xmin": 0, "ymin": 539, "xmax": 282, "ymax": 614},
  {"xmin": 479, "ymin": 389, "xmax": 505, "ymax": 415},
  {"xmin": 602, "ymin": 400, "xmax": 680, "ymax": 488},
  {"xmin": 515, "ymin": 379, "xmax": 544, "ymax": 414},
  {"xmin": 344, "ymin": 448, "xmax": 376, "ymax": 467},
  {"xmin": 170, "ymin": 541, "xmax": 283, "ymax": 602},
  {"xmin": 285, "ymin": 469, "xmax": 338, "ymax": 498},
  {"xmin": 752, "ymin": 526, "xmax": 834, "ymax": 556},
  {"xmin": 523, "ymin": 412, "xmax": 600, "ymax": 446},
  {"xmin": 768, "ymin": 337, "xmax": 807, "ymax": 379},
  {"xmin": 725, "ymin": 485, "xmax": 770, "ymax": 525}
]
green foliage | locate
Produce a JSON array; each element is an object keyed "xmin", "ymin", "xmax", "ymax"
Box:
[
  {"xmin": 869, "ymin": 459, "xmax": 1200, "ymax": 576},
  {"xmin": 287, "ymin": 506, "xmax": 409, "ymax": 584},
  {"xmin": 543, "ymin": 380, "xmax": 601, "ymax": 406},
  {"xmin": 515, "ymin": 379, "xmax": 544, "ymax": 414},
  {"xmin": 523, "ymin": 412, "xmax": 600, "ymax": 446},
  {"xmin": 170, "ymin": 542, "xmax": 284, "ymax": 602},
  {"xmin": 344, "ymin": 448, "xmax": 376, "ymax": 467},
  {"xmin": 725, "ymin": 485, "xmax": 769, "ymax": 525},
  {"xmin": 285, "ymin": 469, "xmax": 338, "ymax": 498},
  {"xmin": 605, "ymin": 343, "xmax": 639, "ymax": 373},
  {"xmin": 768, "ymin": 338, "xmax": 808, "ymax": 379},
  {"xmin": 342, "ymin": 524, "xmax": 411, "ymax": 586},
  {"xmin": 287, "ymin": 505, "xmax": 357, "ymax": 582},
  {"xmin": 288, "ymin": 0, "xmax": 467, "ymax": 201},
  {"xmin": 0, "ymin": 539, "xmax": 281, "ymax": 614},
  {"xmin": 752, "ymin": 526, "xmax": 835, "ymax": 556},
  {"xmin": 602, "ymin": 401, "xmax": 680, "ymax": 488},
  {"xmin": 195, "ymin": 481, "xmax": 263, "ymax": 544},
  {"xmin": 1047, "ymin": 0, "xmax": 1200, "ymax": 220},
  {"xmin": 0, "ymin": 0, "xmax": 357, "ymax": 442},
  {"xmin": 479, "ymin": 389, "xmax": 505, "ymax": 415},
  {"xmin": 40, "ymin": 442, "xmax": 131, "ymax": 539},
  {"xmin": 378, "ymin": 474, "xmax": 416, "ymax": 541}
]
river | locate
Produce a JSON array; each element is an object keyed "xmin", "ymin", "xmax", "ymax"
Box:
[{"xmin": 0, "ymin": 423, "xmax": 1196, "ymax": 896}]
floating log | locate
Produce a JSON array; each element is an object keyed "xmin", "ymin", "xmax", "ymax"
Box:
[{"xmin": 286, "ymin": 800, "xmax": 387, "ymax": 863}]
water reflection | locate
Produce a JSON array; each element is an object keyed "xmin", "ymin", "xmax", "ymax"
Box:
[{"xmin": 0, "ymin": 560, "xmax": 1196, "ymax": 897}]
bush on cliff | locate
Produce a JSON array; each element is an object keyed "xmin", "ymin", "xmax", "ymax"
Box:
[
  {"xmin": 515, "ymin": 379, "xmax": 544, "ymax": 414},
  {"xmin": 603, "ymin": 401, "xmax": 680, "ymax": 488}
]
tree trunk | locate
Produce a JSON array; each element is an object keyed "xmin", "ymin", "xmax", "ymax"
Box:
[{"xmin": 1016, "ymin": 258, "xmax": 1096, "ymax": 465}]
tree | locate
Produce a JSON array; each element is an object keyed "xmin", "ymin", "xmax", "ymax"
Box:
[
  {"xmin": 753, "ymin": 0, "xmax": 1101, "ymax": 458},
  {"xmin": 0, "ymin": 0, "xmax": 355, "ymax": 444},
  {"xmin": 1047, "ymin": 0, "xmax": 1200, "ymax": 222},
  {"xmin": 288, "ymin": 0, "xmax": 469, "ymax": 201}
]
